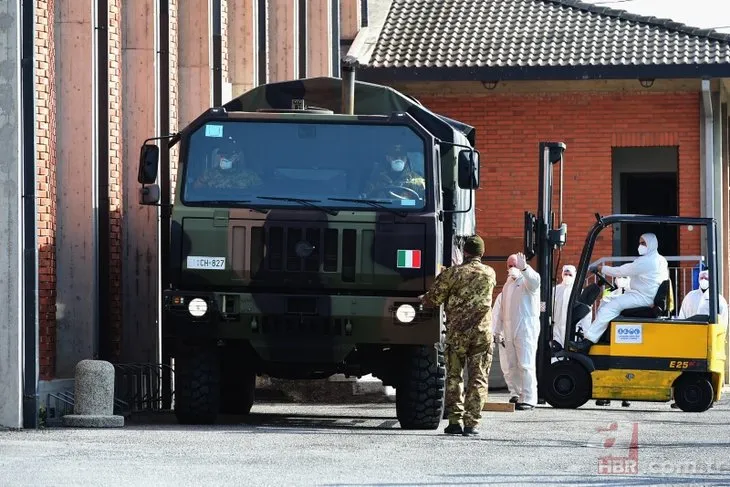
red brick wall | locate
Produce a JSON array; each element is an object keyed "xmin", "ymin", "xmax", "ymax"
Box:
[
  {"xmin": 221, "ymin": 0, "xmax": 229, "ymax": 85},
  {"xmin": 168, "ymin": 0, "xmax": 179, "ymax": 201},
  {"xmin": 418, "ymin": 91, "xmax": 702, "ymax": 272},
  {"xmin": 109, "ymin": 0, "xmax": 123, "ymax": 360},
  {"xmin": 35, "ymin": 0, "xmax": 57, "ymax": 380}
]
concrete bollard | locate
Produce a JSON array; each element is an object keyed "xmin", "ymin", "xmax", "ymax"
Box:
[{"xmin": 62, "ymin": 359, "xmax": 124, "ymax": 428}]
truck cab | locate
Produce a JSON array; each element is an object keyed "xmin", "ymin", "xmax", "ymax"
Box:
[{"xmin": 138, "ymin": 72, "xmax": 480, "ymax": 428}]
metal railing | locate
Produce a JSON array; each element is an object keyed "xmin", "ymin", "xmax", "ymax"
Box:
[{"xmin": 113, "ymin": 363, "xmax": 174, "ymax": 414}]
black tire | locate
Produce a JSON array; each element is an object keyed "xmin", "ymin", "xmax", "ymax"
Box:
[
  {"xmin": 396, "ymin": 345, "xmax": 446, "ymax": 430},
  {"xmin": 543, "ymin": 360, "xmax": 592, "ymax": 409},
  {"xmin": 219, "ymin": 345, "xmax": 256, "ymax": 415},
  {"xmin": 175, "ymin": 342, "xmax": 221, "ymax": 425},
  {"xmin": 673, "ymin": 374, "xmax": 714, "ymax": 412},
  {"xmin": 220, "ymin": 368, "xmax": 256, "ymax": 415}
]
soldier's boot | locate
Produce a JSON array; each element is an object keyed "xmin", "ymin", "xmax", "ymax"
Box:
[
  {"xmin": 462, "ymin": 426, "xmax": 480, "ymax": 436},
  {"xmin": 444, "ymin": 423, "xmax": 463, "ymax": 435}
]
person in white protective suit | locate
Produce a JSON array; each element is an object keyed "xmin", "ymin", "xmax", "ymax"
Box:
[
  {"xmin": 678, "ymin": 270, "xmax": 729, "ymax": 327},
  {"xmin": 491, "ymin": 292, "xmax": 516, "ymax": 403},
  {"xmin": 595, "ymin": 276, "xmax": 633, "ymax": 408},
  {"xmin": 552, "ymin": 265, "xmax": 591, "ymax": 348},
  {"xmin": 568, "ymin": 233, "xmax": 669, "ymax": 354},
  {"xmin": 492, "ymin": 252, "xmax": 541, "ymax": 410}
]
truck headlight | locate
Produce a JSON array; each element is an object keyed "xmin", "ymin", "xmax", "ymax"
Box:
[
  {"xmin": 188, "ymin": 298, "xmax": 208, "ymax": 317},
  {"xmin": 395, "ymin": 304, "xmax": 416, "ymax": 323}
]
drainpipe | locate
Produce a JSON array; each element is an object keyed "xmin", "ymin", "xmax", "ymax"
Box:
[
  {"xmin": 211, "ymin": 0, "xmax": 222, "ymax": 106},
  {"xmin": 158, "ymin": 0, "xmax": 172, "ymax": 410},
  {"xmin": 21, "ymin": 0, "xmax": 39, "ymax": 428},
  {"xmin": 702, "ymin": 80, "xmax": 715, "ymax": 222},
  {"xmin": 95, "ymin": 0, "xmax": 110, "ymax": 362}
]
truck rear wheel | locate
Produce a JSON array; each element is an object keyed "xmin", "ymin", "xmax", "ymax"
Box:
[
  {"xmin": 175, "ymin": 342, "xmax": 221, "ymax": 425},
  {"xmin": 396, "ymin": 345, "xmax": 446, "ymax": 430}
]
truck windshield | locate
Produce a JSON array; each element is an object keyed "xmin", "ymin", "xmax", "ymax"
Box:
[{"xmin": 182, "ymin": 120, "xmax": 429, "ymax": 211}]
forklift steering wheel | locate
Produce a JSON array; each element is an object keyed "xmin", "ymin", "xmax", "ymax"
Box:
[{"xmin": 592, "ymin": 269, "xmax": 617, "ymax": 292}]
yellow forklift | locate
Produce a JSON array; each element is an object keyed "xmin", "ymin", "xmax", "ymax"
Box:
[{"xmin": 527, "ymin": 143, "xmax": 726, "ymax": 412}]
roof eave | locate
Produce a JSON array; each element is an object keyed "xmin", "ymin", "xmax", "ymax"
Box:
[{"xmin": 357, "ymin": 64, "xmax": 730, "ymax": 83}]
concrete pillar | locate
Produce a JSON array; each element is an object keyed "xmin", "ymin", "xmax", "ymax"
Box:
[
  {"xmin": 120, "ymin": 0, "xmax": 158, "ymax": 363},
  {"xmin": 712, "ymin": 91, "xmax": 724, "ymax": 297},
  {"xmin": 228, "ymin": 0, "xmax": 258, "ymax": 96},
  {"xmin": 178, "ymin": 0, "xmax": 211, "ymax": 126},
  {"xmin": 340, "ymin": 0, "xmax": 360, "ymax": 41},
  {"xmin": 306, "ymin": 0, "xmax": 332, "ymax": 77},
  {"xmin": 0, "ymin": 0, "xmax": 23, "ymax": 428},
  {"xmin": 268, "ymin": 0, "xmax": 298, "ymax": 81},
  {"xmin": 54, "ymin": 0, "xmax": 97, "ymax": 377}
]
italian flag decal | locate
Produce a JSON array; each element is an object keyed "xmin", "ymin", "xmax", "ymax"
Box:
[{"xmin": 397, "ymin": 249, "xmax": 422, "ymax": 269}]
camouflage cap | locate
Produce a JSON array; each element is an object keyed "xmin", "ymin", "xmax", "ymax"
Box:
[{"xmin": 463, "ymin": 235, "xmax": 485, "ymax": 257}]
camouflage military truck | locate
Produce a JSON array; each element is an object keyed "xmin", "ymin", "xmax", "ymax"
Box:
[{"xmin": 137, "ymin": 62, "xmax": 480, "ymax": 429}]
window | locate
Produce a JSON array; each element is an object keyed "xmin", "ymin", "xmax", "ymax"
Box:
[{"xmin": 182, "ymin": 120, "xmax": 429, "ymax": 211}]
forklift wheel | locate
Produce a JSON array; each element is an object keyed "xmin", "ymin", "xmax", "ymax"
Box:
[
  {"xmin": 543, "ymin": 360, "xmax": 592, "ymax": 409},
  {"xmin": 673, "ymin": 374, "xmax": 714, "ymax": 413}
]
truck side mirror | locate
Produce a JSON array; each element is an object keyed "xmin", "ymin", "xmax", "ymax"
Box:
[
  {"xmin": 139, "ymin": 184, "xmax": 161, "ymax": 205},
  {"xmin": 457, "ymin": 149, "xmax": 480, "ymax": 189},
  {"xmin": 138, "ymin": 144, "xmax": 159, "ymax": 184}
]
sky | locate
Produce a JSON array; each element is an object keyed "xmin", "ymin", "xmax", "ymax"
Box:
[{"xmin": 581, "ymin": 0, "xmax": 730, "ymax": 33}]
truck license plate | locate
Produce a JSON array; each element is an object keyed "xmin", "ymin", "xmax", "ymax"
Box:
[{"xmin": 186, "ymin": 256, "xmax": 226, "ymax": 270}]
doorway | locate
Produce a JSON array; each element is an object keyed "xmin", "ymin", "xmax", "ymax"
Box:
[
  {"xmin": 612, "ymin": 147, "xmax": 679, "ymax": 257},
  {"xmin": 619, "ymin": 172, "xmax": 678, "ymax": 255}
]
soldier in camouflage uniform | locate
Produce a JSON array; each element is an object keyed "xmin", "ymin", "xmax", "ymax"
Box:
[
  {"xmin": 193, "ymin": 142, "xmax": 263, "ymax": 190},
  {"xmin": 362, "ymin": 144, "xmax": 425, "ymax": 199},
  {"xmin": 421, "ymin": 235, "xmax": 497, "ymax": 436}
]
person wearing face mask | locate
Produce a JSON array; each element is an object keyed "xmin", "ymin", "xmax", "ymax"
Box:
[
  {"xmin": 568, "ymin": 233, "xmax": 669, "ymax": 354},
  {"xmin": 552, "ymin": 265, "xmax": 591, "ymax": 349},
  {"xmin": 678, "ymin": 270, "xmax": 729, "ymax": 326},
  {"xmin": 492, "ymin": 252, "xmax": 541, "ymax": 410},
  {"xmin": 363, "ymin": 144, "xmax": 426, "ymax": 198},
  {"xmin": 193, "ymin": 142, "xmax": 262, "ymax": 190}
]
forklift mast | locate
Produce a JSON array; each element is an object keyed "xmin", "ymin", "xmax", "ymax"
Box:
[{"xmin": 524, "ymin": 142, "xmax": 567, "ymax": 403}]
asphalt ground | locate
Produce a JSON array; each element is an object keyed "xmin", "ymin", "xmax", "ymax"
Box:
[{"xmin": 1, "ymin": 390, "xmax": 729, "ymax": 486}]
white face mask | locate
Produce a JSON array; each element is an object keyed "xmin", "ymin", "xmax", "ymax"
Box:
[
  {"xmin": 637, "ymin": 244, "xmax": 648, "ymax": 256},
  {"xmin": 390, "ymin": 159, "xmax": 406, "ymax": 172},
  {"xmin": 219, "ymin": 158, "xmax": 233, "ymax": 170},
  {"xmin": 562, "ymin": 275, "xmax": 574, "ymax": 286},
  {"xmin": 508, "ymin": 267, "xmax": 521, "ymax": 279},
  {"xmin": 700, "ymin": 279, "xmax": 709, "ymax": 291}
]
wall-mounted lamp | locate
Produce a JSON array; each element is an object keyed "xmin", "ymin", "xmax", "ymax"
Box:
[
  {"xmin": 481, "ymin": 80, "xmax": 499, "ymax": 90},
  {"xmin": 639, "ymin": 78, "xmax": 655, "ymax": 88}
]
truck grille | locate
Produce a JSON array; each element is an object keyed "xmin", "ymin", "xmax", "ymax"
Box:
[
  {"xmin": 255, "ymin": 315, "xmax": 349, "ymax": 337},
  {"xmin": 250, "ymin": 226, "xmax": 357, "ymax": 279}
]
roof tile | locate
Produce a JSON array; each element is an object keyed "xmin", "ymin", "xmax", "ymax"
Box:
[{"xmin": 366, "ymin": 0, "xmax": 730, "ymax": 69}]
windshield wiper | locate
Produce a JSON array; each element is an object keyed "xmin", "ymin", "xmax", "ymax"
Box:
[
  {"xmin": 327, "ymin": 197, "xmax": 408, "ymax": 218},
  {"xmin": 257, "ymin": 196, "xmax": 338, "ymax": 216},
  {"xmin": 194, "ymin": 200, "xmax": 268, "ymax": 214}
]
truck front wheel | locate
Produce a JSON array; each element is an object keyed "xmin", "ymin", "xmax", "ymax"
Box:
[
  {"xmin": 395, "ymin": 345, "xmax": 446, "ymax": 429},
  {"xmin": 175, "ymin": 341, "xmax": 221, "ymax": 425}
]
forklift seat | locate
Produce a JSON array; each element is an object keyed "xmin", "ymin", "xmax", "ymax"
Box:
[{"xmin": 620, "ymin": 279, "xmax": 672, "ymax": 319}]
